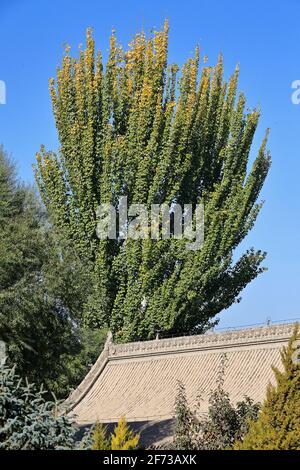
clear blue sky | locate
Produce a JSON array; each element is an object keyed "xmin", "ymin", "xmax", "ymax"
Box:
[{"xmin": 0, "ymin": 0, "xmax": 299, "ymax": 329}]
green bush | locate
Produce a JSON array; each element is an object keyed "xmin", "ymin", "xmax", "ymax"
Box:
[{"xmin": 172, "ymin": 355, "xmax": 260, "ymax": 450}]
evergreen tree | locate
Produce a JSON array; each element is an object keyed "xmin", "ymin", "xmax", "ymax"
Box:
[
  {"xmin": 0, "ymin": 147, "xmax": 69, "ymax": 388},
  {"xmin": 54, "ymin": 328, "xmax": 108, "ymax": 399},
  {"xmin": 235, "ymin": 325, "xmax": 300, "ymax": 450},
  {"xmin": 91, "ymin": 420, "xmax": 110, "ymax": 450},
  {"xmin": 0, "ymin": 360, "xmax": 76, "ymax": 450},
  {"xmin": 111, "ymin": 416, "xmax": 139, "ymax": 450},
  {"xmin": 35, "ymin": 22, "xmax": 271, "ymax": 341},
  {"xmin": 0, "ymin": 146, "xmax": 104, "ymax": 398}
]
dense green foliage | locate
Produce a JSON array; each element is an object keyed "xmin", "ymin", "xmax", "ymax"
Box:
[
  {"xmin": 0, "ymin": 146, "xmax": 106, "ymax": 397},
  {"xmin": 172, "ymin": 356, "xmax": 260, "ymax": 450},
  {"xmin": 35, "ymin": 22, "xmax": 271, "ymax": 341},
  {"xmin": 0, "ymin": 360, "xmax": 76, "ymax": 449},
  {"xmin": 53, "ymin": 328, "xmax": 107, "ymax": 398},
  {"xmin": 235, "ymin": 325, "xmax": 300, "ymax": 450}
]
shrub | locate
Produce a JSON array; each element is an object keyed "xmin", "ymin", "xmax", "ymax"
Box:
[
  {"xmin": 172, "ymin": 355, "xmax": 260, "ymax": 450},
  {"xmin": 173, "ymin": 381, "xmax": 196, "ymax": 450}
]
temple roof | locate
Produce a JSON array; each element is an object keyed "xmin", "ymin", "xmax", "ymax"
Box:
[{"xmin": 67, "ymin": 323, "xmax": 295, "ymax": 444}]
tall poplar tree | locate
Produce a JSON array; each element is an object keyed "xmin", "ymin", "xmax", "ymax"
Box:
[{"xmin": 35, "ymin": 22, "xmax": 271, "ymax": 341}]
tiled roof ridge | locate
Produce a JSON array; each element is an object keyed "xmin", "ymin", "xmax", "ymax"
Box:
[
  {"xmin": 108, "ymin": 323, "xmax": 295, "ymax": 358},
  {"xmin": 65, "ymin": 323, "xmax": 296, "ymax": 413}
]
